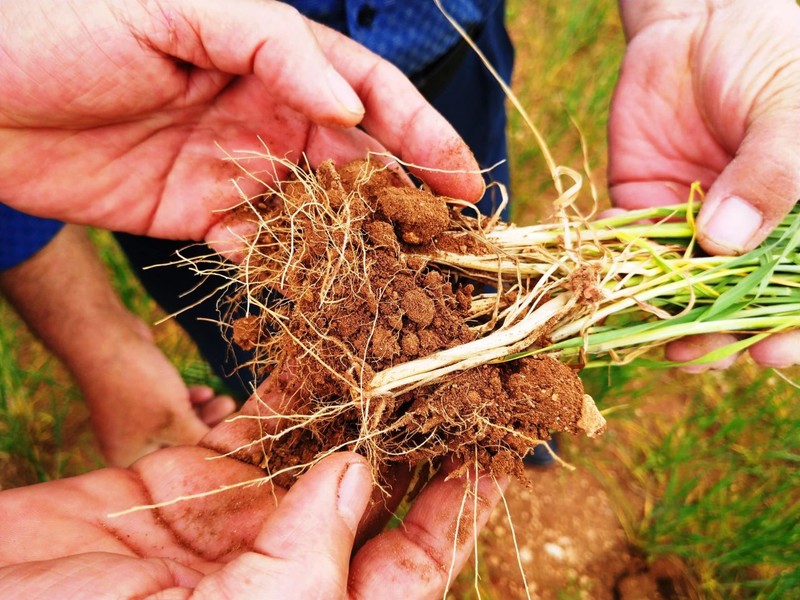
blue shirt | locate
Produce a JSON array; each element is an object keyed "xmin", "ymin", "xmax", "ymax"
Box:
[
  {"xmin": 290, "ymin": 0, "xmax": 500, "ymax": 74},
  {"xmin": 0, "ymin": 203, "xmax": 64, "ymax": 271}
]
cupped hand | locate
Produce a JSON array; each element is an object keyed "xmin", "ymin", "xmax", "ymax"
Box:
[
  {"xmin": 0, "ymin": 372, "xmax": 505, "ymax": 599},
  {"xmin": 0, "ymin": 0, "xmax": 483, "ymax": 241},
  {"xmin": 609, "ymin": 0, "xmax": 800, "ymax": 368}
]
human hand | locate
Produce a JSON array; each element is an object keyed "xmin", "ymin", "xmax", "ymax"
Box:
[
  {"xmin": 0, "ymin": 223, "xmax": 237, "ymax": 467},
  {"xmin": 83, "ymin": 316, "xmax": 238, "ymax": 467},
  {"xmin": 0, "ymin": 374, "xmax": 505, "ymax": 599},
  {"xmin": 609, "ymin": 0, "xmax": 800, "ymax": 368},
  {"xmin": 0, "ymin": 0, "xmax": 483, "ymax": 242},
  {"xmin": 74, "ymin": 274, "xmax": 238, "ymax": 468}
]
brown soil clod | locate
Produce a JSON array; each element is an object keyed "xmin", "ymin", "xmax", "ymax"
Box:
[
  {"xmin": 377, "ymin": 186, "xmax": 451, "ymax": 245},
  {"xmin": 217, "ymin": 158, "xmax": 603, "ymax": 487}
]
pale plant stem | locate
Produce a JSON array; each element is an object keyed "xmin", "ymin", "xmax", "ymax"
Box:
[
  {"xmin": 368, "ymin": 294, "xmax": 571, "ymax": 395},
  {"xmin": 365, "ymin": 202, "xmax": 799, "ymax": 381}
]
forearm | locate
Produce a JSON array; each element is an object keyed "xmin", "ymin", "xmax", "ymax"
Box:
[{"xmin": 0, "ymin": 225, "xmax": 143, "ymax": 377}]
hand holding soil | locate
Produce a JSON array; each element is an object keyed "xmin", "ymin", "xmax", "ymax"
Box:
[
  {"xmin": 0, "ymin": 370, "xmax": 505, "ymax": 599},
  {"xmin": 0, "ymin": 0, "xmax": 483, "ymax": 242},
  {"xmin": 209, "ymin": 159, "xmax": 606, "ymax": 490}
]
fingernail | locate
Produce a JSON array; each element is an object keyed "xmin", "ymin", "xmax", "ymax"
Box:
[
  {"xmin": 337, "ymin": 462, "xmax": 371, "ymax": 533},
  {"xmin": 701, "ymin": 196, "xmax": 763, "ymax": 253},
  {"xmin": 325, "ymin": 66, "xmax": 364, "ymax": 117}
]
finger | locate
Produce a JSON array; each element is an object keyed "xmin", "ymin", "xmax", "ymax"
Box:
[
  {"xmin": 664, "ymin": 333, "xmax": 740, "ymax": 373},
  {"xmin": 187, "ymin": 385, "xmax": 215, "ymax": 404},
  {"xmin": 194, "ymin": 452, "xmax": 372, "ymax": 599},
  {"xmin": 350, "ymin": 462, "xmax": 508, "ymax": 599},
  {"xmin": 593, "ymin": 207, "xmax": 657, "ymax": 226},
  {"xmin": 595, "ymin": 207, "xmax": 630, "ymax": 220},
  {"xmin": 610, "ymin": 180, "xmax": 693, "ymax": 211},
  {"xmin": 204, "ymin": 226, "xmax": 256, "ymax": 265},
  {"xmin": 139, "ymin": 0, "xmax": 364, "ymax": 126},
  {"xmin": 198, "ymin": 395, "xmax": 238, "ymax": 427},
  {"xmin": 310, "ymin": 24, "xmax": 484, "ymax": 203},
  {"xmin": 306, "ymin": 124, "xmax": 389, "ymax": 167},
  {"xmin": 696, "ymin": 111, "xmax": 800, "ymax": 256},
  {"xmin": 748, "ymin": 330, "xmax": 800, "ymax": 368},
  {"xmin": 188, "ymin": 385, "xmax": 237, "ymax": 426},
  {"xmin": 157, "ymin": 413, "xmax": 210, "ymax": 450}
]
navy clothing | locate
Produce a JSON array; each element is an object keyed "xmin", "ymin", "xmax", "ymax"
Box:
[
  {"xmin": 0, "ymin": 204, "xmax": 64, "ymax": 271},
  {"xmin": 117, "ymin": 1, "xmax": 514, "ymax": 396},
  {"xmin": 291, "ymin": 0, "xmax": 500, "ymax": 74}
]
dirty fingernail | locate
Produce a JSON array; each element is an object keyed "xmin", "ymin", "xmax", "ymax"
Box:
[
  {"xmin": 337, "ymin": 462, "xmax": 371, "ymax": 532},
  {"xmin": 701, "ymin": 196, "xmax": 763, "ymax": 253},
  {"xmin": 326, "ymin": 66, "xmax": 364, "ymax": 117}
]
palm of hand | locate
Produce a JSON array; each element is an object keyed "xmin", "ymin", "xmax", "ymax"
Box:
[
  {"xmin": 0, "ymin": 445, "xmax": 280, "ymax": 595},
  {"xmin": 608, "ymin": 18, "xmax": 732, "ymax": 209}
]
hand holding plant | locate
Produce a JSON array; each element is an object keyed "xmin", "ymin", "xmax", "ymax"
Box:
[{"xmin": 610, "ymin": 0, "xmax": 800, "ymax": 367}]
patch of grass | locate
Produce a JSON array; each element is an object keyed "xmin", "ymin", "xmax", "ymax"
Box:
[
  {"xmin": 0, "ymin": 300, "xmax": 95, "ymax": 486},
  {"xmin": 580, "ymin": 363, "xmax": 800, "ymax": 599},
  {"xmin": 506, "ymin": 0, "xmax": 624, "ymax": 222},
  {"xmin": 637, "ymin": 369, "xmax": 800, "ymax": 598}
]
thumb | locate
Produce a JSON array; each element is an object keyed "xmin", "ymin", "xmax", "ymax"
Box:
[
  {"xmin": 696, "ymin": 111, "xmax": 800, "ymax": 256},
  {"xmin": 194, "ymin": 452, "xmax": 372, "ymax": 599},
  {"xmin": 140, "ymin": 0, "xmax": 365, "ymax": 127}
]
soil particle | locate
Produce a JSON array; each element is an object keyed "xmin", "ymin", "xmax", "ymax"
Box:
[
  {"xmin": 401, "ymin": 332, "xmax": 420, "ymax": 356},
  {"xmin": 431, "ymin": 231, "xmax": 491, "ymax": 256},
  {"xmin": 369, "ymin": 327, "xmax": 401, "ymax": 360},
  {"xmin": 365, "ymin": 220, "xmax": 400, "ymax": 252},
  {"xmin": 401, "ymin": 289, "xmax": 436, "ymax": 327},
  {"xmin": 378, "ymin": 186, "xmax": 450, "ymax": 245},
  {"xmin": 232, "ymin": 315, "xmax": 260, "ymax": 351}
]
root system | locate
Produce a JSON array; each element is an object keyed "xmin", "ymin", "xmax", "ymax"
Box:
[{"xmin": 201, "ymin": 158, "xmax": 605, "ymax": 486}]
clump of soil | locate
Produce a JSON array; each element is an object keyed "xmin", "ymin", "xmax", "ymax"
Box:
[{"xmin": 224, "ymin": 159, "xmax": 602, "ymax": 485}]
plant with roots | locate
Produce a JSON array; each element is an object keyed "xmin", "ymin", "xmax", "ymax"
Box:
[
  {"xmin": 174, "ymin": 151, "xmax": 798, "ymax": 489},
  {"xmin": 156, "ymin": 151, "xmax": 798, "ymax": 600}
]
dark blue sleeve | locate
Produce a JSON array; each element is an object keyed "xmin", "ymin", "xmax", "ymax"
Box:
[
  {"xmin": 287, "ymin": 1, "xmax": 500, "ymax": 75},
  {"xmin": 0, "ymin": 203, "xmax": 65, "ymax": 271}
]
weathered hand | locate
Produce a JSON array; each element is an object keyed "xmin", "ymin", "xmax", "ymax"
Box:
[
  {"xmin": 609, "ymin": 0, "xmax": 800, "ymax": 368},
  {"xmin": 0, "ymin": 0, "xmax": 482, "ymax": 241},
  {"xmin": 0, "ymin": 224, "xmax": 238, "ymax": 468},
  {"xmin": 0, "ymin": 374, "xmax": 504, "ymax": 599}
]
